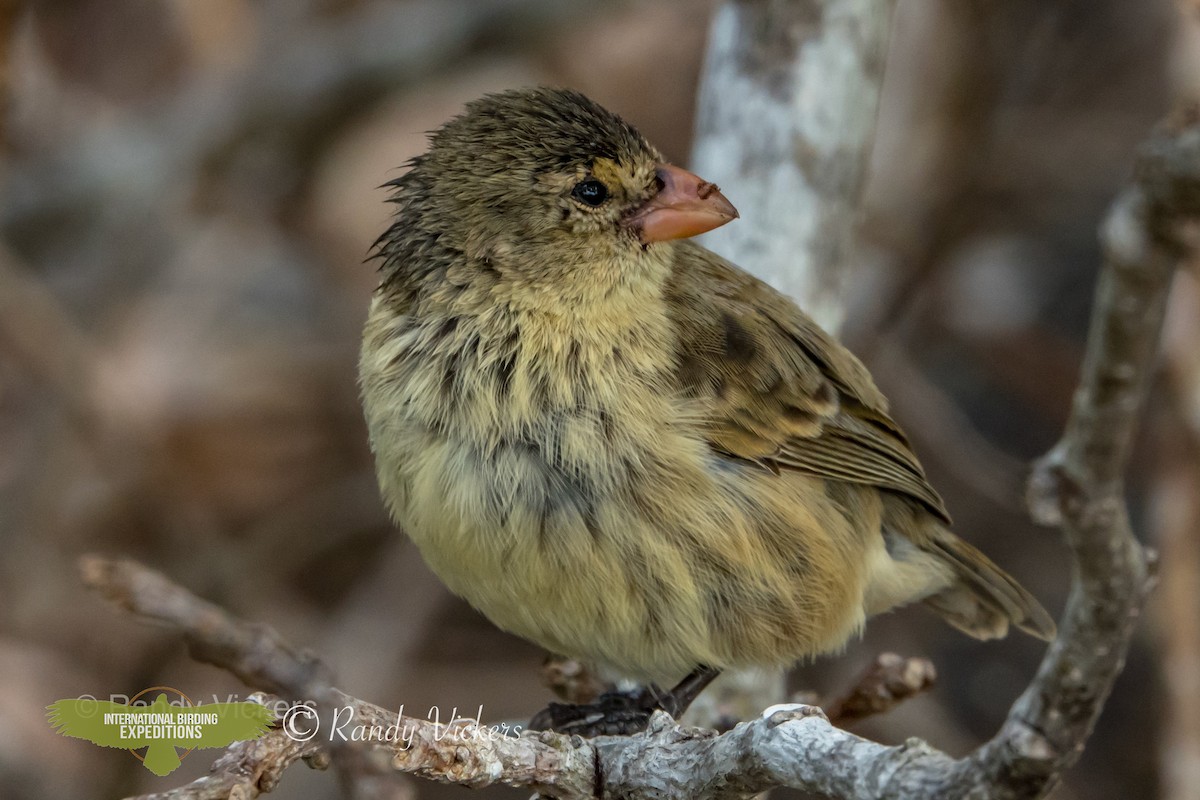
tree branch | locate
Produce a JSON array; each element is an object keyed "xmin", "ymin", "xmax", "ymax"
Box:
[
  {"xmin": 824, "ymin": 653, "xmax": 937, "ymax": 727},
  {"xmin": 81, "ymin": 556, "xmax": 595, "ymax": 800},
  {"xmin": 125, "ymin": 726, "xmax": 325, "ymax": 800},
  {"xmin": 962, "ymin": 105, "xmax": 1199, "ymax": 798}
]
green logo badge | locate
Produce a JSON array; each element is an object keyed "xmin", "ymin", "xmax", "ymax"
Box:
[{"xmin": 47, "ymin": 687, "xmax": 275, "ymax": 776}]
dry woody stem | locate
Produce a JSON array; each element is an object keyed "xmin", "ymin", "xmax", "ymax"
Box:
[{"xmin": 824, "ymin": 653, "xmax": 937, "ymax": 727}]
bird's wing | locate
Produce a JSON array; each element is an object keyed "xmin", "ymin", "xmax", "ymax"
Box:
[
  {"xmin": 193, "ymin": 703, "xmax": 276, "ymax": 749},
  {"xmin": 46, "ymin": 700, "xmax": 153, "ymax": 748},
  {"xmin": 664, "ymin": 242, "xmax": 950, "ymax": 522}
]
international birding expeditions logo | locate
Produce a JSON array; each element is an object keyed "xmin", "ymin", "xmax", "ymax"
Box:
[{"xmin": 46, "ymin": 686, "xmax": 275, "ymax": 777}]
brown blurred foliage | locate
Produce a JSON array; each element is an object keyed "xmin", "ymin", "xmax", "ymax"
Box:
[{"xmin": 0, "ymin": 1, "xmax": 1195, "ymax": 798}]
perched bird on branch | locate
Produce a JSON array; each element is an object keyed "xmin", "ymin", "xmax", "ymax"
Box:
[{"xmin": 359, "ymin": 87, "xmax": 1055, "ymax": 735}]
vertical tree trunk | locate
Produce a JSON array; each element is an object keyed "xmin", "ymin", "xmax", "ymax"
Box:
[{"xmin": 691, "ymin": 0, "xmax": 895, "ymax": 332}]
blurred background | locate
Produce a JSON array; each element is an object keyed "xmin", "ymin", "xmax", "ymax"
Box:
[{"xmin": 1, "ymin": 1, "xmax": 1197, "ymax": 798}]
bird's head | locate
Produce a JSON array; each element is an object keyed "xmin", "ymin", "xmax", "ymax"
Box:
[{"xmin": 378, "ymin": 87, "xmax": 737, "ymax": 299}]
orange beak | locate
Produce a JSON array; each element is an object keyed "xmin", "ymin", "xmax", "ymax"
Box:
[{"xmin": 622, "ymin": 164, "xmax": 738, "ymax": 244}]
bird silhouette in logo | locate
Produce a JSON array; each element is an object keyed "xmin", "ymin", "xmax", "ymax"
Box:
[{"xmin": 47, "ymin": 693, "xmax": 275, "ymax": 776}]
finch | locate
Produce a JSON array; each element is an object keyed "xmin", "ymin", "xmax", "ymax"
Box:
[{"xmin": 359, "ymin": 87, "xmax": 1054, "ymax": 734}]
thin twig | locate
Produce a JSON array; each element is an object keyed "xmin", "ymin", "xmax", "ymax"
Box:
[{"xmin": 824, "ymin": 653, "xmax": 938, "ymax": 727}]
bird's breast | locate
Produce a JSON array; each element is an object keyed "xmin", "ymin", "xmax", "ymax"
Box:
[
  {"xmin": 359, "ymin": 297, "xmax": 872, "ymax": 678},
  {"xmin": 359, "ymin": 294, "xmax": 694, "ymax": 549}
]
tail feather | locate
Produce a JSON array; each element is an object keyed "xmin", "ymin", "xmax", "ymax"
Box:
[{"xmin": 922, "ymin": 531, "xmax": 1056, "ymax": 642}]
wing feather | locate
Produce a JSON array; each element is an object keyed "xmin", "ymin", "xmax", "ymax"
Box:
[{"xmin": 666, "ymin": 242, "xmax": 949, "ymax": 523}]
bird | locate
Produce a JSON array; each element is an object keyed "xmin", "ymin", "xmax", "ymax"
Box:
[{"xmin": 358, "ymin": 86, "xmax": 1055, "ymax": 735}]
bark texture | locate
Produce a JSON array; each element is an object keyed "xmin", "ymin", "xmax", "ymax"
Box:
[{"xmin": 690, "ymin": 0, "xmax": 895, "ymax": 331}]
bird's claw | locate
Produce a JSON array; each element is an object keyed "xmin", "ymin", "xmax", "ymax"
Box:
[{"xmin": 529, "ymin": 685, "xmax": 672, "ymax": 736}]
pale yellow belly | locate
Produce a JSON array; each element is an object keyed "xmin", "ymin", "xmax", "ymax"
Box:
[{"xmin": 377, "ymin": 422, "xmax": 878, "ymax": 682}]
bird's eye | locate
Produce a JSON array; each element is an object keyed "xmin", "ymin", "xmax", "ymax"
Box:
[{"xmin": 572, "ymin": 179, "xmax": 609, "ymax": 207}]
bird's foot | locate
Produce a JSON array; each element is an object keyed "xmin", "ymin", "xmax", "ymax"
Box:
[
  {"xmin": 528, "ymin": 665, "xmax": 721, "ymax": 736},
  {"xmin": 528, "ymin": 685, "xmax": 670, "ymax": 736}
]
